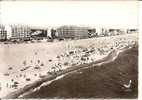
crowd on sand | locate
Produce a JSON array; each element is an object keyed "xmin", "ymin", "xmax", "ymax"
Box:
[{"xmin": 0, "ymin": 35, "xmax": 138, "ymax": 97}]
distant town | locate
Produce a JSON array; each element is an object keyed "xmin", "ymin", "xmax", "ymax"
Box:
[{"xmin": 0, "ymin": 24, "xmax": 138, "ymax": 43}]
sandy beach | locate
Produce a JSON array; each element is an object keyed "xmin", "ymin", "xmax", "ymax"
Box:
[{"xmin": 0, "ymin": 33, "xmax": 138, "ymax": 98}]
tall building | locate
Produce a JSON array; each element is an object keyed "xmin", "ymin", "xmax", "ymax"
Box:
[
  {"xmin": 57, "ymin": 25, "xmax": 89, "ymax": 39},
  {"xmin": 0, "ymin": 24, "xmax": 7, "ymax": 41},
  {"xmin": 10, "ymin": 24, "xmax": 31, "ymax": 40},
  {"xmin": 5, "ymin": 25, "xmax": 12, "ymax": 39}
]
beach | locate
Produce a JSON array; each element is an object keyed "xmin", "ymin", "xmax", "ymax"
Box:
[{"xmin": 0, "ymin": 33, "xmax": 138, "ymax": 98}]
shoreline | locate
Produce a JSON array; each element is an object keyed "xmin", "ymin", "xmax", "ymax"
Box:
[{"xmin": 3, "ymin": 47, "xmax": 124, "ymax": 99}]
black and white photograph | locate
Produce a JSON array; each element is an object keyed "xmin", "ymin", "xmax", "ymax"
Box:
[{"xmin": 0, "ymin": 0, "xmax": 139, "ymax": 99}]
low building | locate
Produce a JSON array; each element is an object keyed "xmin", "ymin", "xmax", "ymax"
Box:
[
  {"xmin": 30, "ymin": 27, "xmax": 48, "ymax": 39},
  {"xmin": 88, "ymin": 28, "xmax": 98, "ymax": 37},
  {"xmin": 127, "ymin": 29, "xmax": 138, "ymax": 34},
  {"xmin": 99, "ymin": 28, "xmax": 126, "ymax": 36},
  {"xmin": 108, "ymin": 29, "xmax": 124, "ymax": 36}
]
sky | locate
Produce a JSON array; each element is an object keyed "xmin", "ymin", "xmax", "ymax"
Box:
[{"xmin": 0, "ymin": 1, "xmax": 138, "ymax": 28}]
